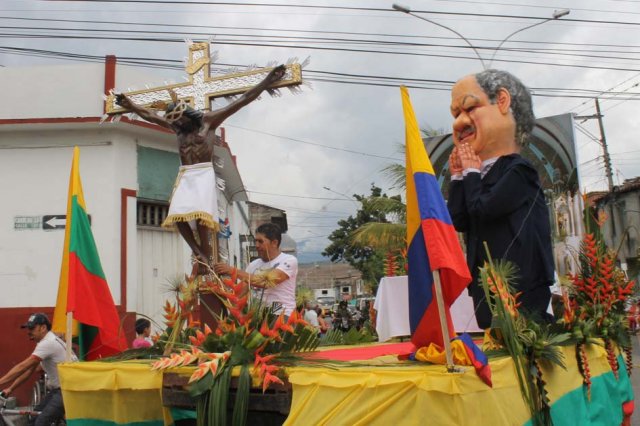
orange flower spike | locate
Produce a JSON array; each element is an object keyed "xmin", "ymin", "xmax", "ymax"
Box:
[
  {"xmin": 259, "ymin": 320, "xmax": 271, "ymax": 337},
  {"xmin": 204, "ymin": 324, "xmax": 213, "ymax": 336},
  {"xmin": 188, "ymin": 363, "xmax": 210, "ymax": 384},
  {"xmin": 235, "ymin": 295, "xmax": 249, "ymax": 310},
  {"xmin": 230, "ymin": 307, "xmax": 246, "ymax": 323},
  {"xmin": 208, "ymin": 359, "xmax": 220, "ymax": 375},
  {"xmin": 254, "ymin": 353, "xmax": 277, "ymax": 368},
  {"xmin": 274, "ymin": 313, "xmax": 293, "ymax": 333},
  {"xmin": 262, "ymin": 372, "xmax": 284, "ymax": 392}
]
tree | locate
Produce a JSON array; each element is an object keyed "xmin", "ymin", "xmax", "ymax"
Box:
[
  {"xmin": 322, "ymin": 184, "xmax": 401, "ymax": 287},
  {"xmin": 351, "ymin": 127, "xmax": 446, "ymax": 253}
]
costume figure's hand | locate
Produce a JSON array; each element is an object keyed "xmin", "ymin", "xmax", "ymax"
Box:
[
  {"xmin": 267, "ymin": 65, "xmax": 286, "ymax": 83},
  {"xmin": 449, "ymin": 147, "xmax": 463, "ymax": 175},
  {"xmin": 458, "ymin": 143, "xmax": 482, "ymax": 170},
  {"xmin": 213, "ymin": 263, "xmax": 232, "ymax": 276},
  {"xmin": 115, "ymin": 93, "xmax": 133, "ymax": 110}
]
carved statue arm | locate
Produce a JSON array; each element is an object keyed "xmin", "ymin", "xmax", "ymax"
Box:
[
  {"xmin": 202, "ymin": 65, "xmax": 286, "ymax": 130},
  {"xmin": 115, "ymin": 93, "xmax": 173, "ymax": 130}
]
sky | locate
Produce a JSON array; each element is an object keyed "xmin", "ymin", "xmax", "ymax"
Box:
[{"xmin": 2, "ymin": 0, "xmax": 639, "ymax": 263}]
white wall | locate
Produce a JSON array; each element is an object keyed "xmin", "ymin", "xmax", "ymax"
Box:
[
  {"xmin": 0, "ymin": 64, "xmax": 105, "ymax": 119},
  {"xmin": 0, "ymin": 127, "xmax": 137, "ymax": 308}
]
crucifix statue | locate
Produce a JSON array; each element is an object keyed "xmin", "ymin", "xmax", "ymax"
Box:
[{"xmin": 107, "ymin": 41, "xmax": 304, "ymax": 277}]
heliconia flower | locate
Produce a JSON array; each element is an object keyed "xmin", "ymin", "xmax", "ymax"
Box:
[
  {"xmin": 189, "ymin": 329, "xmax": 206, "ymax": 346},
  {"xmin": 254, "ymin": 353, "xmax": 276, "ymax": 368},
  {"xmin": 179, "ymin": 350, "xmax": 198, "ymax": 366},
  {"xmin": 151, "ymin": 356, "xmax": 174, "ymax": 370},
  {"xmin": 207, "ymin": 358, "xmax": 220, "ymax": 375},
  {"xmin": 187, "ymin": 313, "xmax": 200, "ymax": 328},
  {"xmin": 189, "ymin": 362, "xmax": 210, "ymax": 383},
  {"xmin": 235, "ymin": 295, "xmax": 248, "ymax": 310},
  {"xmin": 262, "ymin": 372, "xmax": 284, "ymax": 392},
  {"xmin": 260, "ymin": 363, "xmax": 278, "ymax": 376},
  {"xmin": 259, "ymin": 320, "xmax": 279, "ymax": 340},
  {"xmin": 167, "ymin": 353, "xmax": 184, "ymax": 368},
  {"xmin": 274, "ymin": 313, "xmax": 294, "ymax": 333},
  {"xmin": 286, "ymin": 310, "xmax": 307, "ymax": 326},
  {"xmin": 204, "ymin": 324, "xmax": 213, "ymax": 336}
]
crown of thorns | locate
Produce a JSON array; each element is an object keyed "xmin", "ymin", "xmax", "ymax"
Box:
[{"xmin": 149, "ymin": 89, "xmax": 189, "ymax": 123}]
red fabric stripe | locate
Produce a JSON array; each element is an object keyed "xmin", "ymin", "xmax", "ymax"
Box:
[
  {"xmin": 412, "ymin": 281, "xmax": 456, "ymax": 348},
  {"xmin": 305, "ymin": 342, "xmax": 416, "ymax": 361},
  {"xmin": 68, "ymin": 252, "xmax": 127, "ymax": 356},
  {"xmin": 422, "ymin": 218, "xmax": 470, "ymax": 303}
]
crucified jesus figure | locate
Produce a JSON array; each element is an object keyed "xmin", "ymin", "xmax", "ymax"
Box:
[{"xmin": 116, "ymin": 65, "xmax": 286, "ymax": 276}]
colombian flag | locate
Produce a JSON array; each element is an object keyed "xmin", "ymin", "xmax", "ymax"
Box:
[
  {"xmin": 52, "ymin": 147, "xmax": 127, "ymax": 360},
  {"xmin": 402, "ymin": 86, "xmax": 471, "ymax": 348}
]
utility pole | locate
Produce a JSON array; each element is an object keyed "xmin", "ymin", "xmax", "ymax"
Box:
[{"xmin": 595, "ymin": 98, "xmax": 615, "ymax": 192}]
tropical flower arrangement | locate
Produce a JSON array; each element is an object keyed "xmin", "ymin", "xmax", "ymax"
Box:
[
  {"xmin": 478, "ymin": 249, "xmax": 570, "ymax": 426},
  {"xmin": 559, "ymin": 232, "xmax": 635, "ymax": 399},
  {"xmin": 479, "ymin": 223, "xmax": 636, "ymax": 426},
  {"xmin": 150, "ymin": 268, "xmax": 321, "ymax": 426}
]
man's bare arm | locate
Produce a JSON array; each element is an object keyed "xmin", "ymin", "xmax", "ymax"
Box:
[
  {"xmin": 2, "ymin": 364, "xmax": 38, "ymax": 396},
  {"xmin": 213, "ymin": 263, "xmax": 289, "ymax": 288},
  {"xmin": 0, "ymin": 355, "xmax": 39, "ymax": 389},
  {"xmin": 202, "ymin": 65, "xmax": 286, "ymax": 130},
  {"xmin": 115, "ymin": 94, "xmax": 173, "ymax": 130}
]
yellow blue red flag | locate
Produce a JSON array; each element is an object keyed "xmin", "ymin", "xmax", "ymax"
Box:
[{"xmin": 402, "ymin": 86, "xmax": 472, "ymax": 348}]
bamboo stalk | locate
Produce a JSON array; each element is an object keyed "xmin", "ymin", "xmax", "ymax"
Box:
[{"xmin": 432, "ymin": 270, "xmax": 455, "ymax": 370}]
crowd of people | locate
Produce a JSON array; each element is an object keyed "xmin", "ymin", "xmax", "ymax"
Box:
[{"xmin": 300, "ymin": 299, "xmax": 372, "ymax": 336}]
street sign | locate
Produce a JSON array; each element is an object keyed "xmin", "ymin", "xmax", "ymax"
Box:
[
  {"xmin": 42, "ymin": 215, "xmax": 66, "ymax": 230},
  {"xmin": 42, "ymin": 214, "xmax": 91, "ymax": 230},
  {"xmin": 14, "ymin": 216, "xmax": 41, "ymax": 230}
]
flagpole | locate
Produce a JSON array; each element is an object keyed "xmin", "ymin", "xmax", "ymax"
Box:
[
  {"xmin": 65, "ymin": 312, "xmax": 73, "ymax": 362},
  {"xmin": 432, "ymin": 270, "xmax": 455, "ymax": 371}
]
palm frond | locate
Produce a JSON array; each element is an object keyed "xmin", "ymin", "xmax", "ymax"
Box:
[
  {"xmin": 350, "ymin": 222, "xmax": 406, "ymax": 252},
  {"xmin": 363, "ymin": 196, "xmax": 406, "ymax": 221},
  {"xmin": 382, "ymin": 163, "xmax": 406, "ymax": 191}
]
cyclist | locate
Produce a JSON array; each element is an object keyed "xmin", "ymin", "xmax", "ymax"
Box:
[{"xmin": 0, "ymin": 313, "xmax": 77, "ymax": 425}]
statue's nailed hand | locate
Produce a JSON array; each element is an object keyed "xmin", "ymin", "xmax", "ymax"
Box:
[
  {"xmin": 115, "ymin": 93, "xmax": 133, "ymax": 110},
  {"xmin": 267, "ymin": 65, "xmax": 286, "ymax": 83}
]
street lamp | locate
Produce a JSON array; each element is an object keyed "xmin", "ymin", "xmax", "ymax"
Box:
[
  {"xmin": 392, "ymin": 4, "xmax": 570, "ymax": 70},
  {"xmin": 392, "ymin": 3, "xmax": 487, "ymax": 70},
  {"xmin": 487, "ymin": 9, "xmax": 570, "ymax": 68},
  {"xmin": 323, "ymin": 186, "xmax": 359, "ymax": 207}
]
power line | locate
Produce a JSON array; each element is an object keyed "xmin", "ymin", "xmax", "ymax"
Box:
[
  {"xmin": 32, "ymin": 1, "xmax": 640, "ymax": 27},
  {"xmin": 225, "ymin": 123, "xmax": 403, "ymax": 160}
]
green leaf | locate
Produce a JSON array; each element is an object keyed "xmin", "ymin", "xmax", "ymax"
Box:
[
  {"xmin": 232, "ymin": 365, "xmax": 251, "ymax": 426},
  {"xmin": 189, "ymin": 371, "xmax": 214, "ymax": 398}
]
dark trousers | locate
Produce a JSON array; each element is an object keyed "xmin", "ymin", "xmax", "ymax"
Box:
[
  {"xmin": 470, "ymin": 283, "xmax": 552, "ymax": 329},
  {"xmin": 29, "ymin": 388, "xmax": 64, "ymax": 426}
]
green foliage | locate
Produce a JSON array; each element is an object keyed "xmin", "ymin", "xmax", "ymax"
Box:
[
  {"xmin": 323, "ymin": 184, "xmax": 398, "ymax": 286},
  {"xmin": 319, "ymin": 327, "xmax": 377, "ymax": 346}
]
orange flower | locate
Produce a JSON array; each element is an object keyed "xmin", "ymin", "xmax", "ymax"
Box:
[{"xmin": 262, "ymin": 372, "xmax": 284, "ymax": 392}]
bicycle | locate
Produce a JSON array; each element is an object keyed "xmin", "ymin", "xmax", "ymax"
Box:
[{"xmin": 0, "ymin": 391, "xmax": 40, "ymax": 426}]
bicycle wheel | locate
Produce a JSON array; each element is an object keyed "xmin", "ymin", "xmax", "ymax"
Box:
[{"xmin": 30, "ymin": 379, "xmax": 44, "ymax": 409}]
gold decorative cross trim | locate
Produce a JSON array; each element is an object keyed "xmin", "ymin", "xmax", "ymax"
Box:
[{"xmin": 105, "ymin": 41, "xmax": 303, "ymax": 115}]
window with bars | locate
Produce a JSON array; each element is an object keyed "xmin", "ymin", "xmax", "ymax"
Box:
[{"xmin": 137, "ymin": 200, "xmax": 169, "ymax": 227}]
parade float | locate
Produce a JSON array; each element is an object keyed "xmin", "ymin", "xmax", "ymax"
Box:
[
  {"xmin": 57, "ymin": 226, "xmax": 635, "ymax": 425},
  {"xmin": 53, "ymin": 44, "xmax": 634, "ymax": 426}
]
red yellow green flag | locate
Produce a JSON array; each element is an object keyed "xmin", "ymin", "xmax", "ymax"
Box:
[{"xmin": 52, "ymin": 147, "xmax": 128, "ymax": 360}]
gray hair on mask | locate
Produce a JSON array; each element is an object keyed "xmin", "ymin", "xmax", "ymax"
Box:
[{"xmin": 474, "ymin": 69, "xmax": 535, "ymax": 147}]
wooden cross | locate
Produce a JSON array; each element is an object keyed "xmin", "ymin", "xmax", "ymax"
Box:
[{"xmin": 105, "ymin": 41, "xmax": 303, "ymax": 114}]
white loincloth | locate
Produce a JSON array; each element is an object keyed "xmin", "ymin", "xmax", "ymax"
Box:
[{"xmin": 162, "ymin": 162, "xmax": 219, "ymax": 231}]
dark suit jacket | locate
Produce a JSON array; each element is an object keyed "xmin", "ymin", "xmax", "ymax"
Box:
[{"xmin": 447, "ymin": 154, "xmax": 554, "ymax": 328}]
